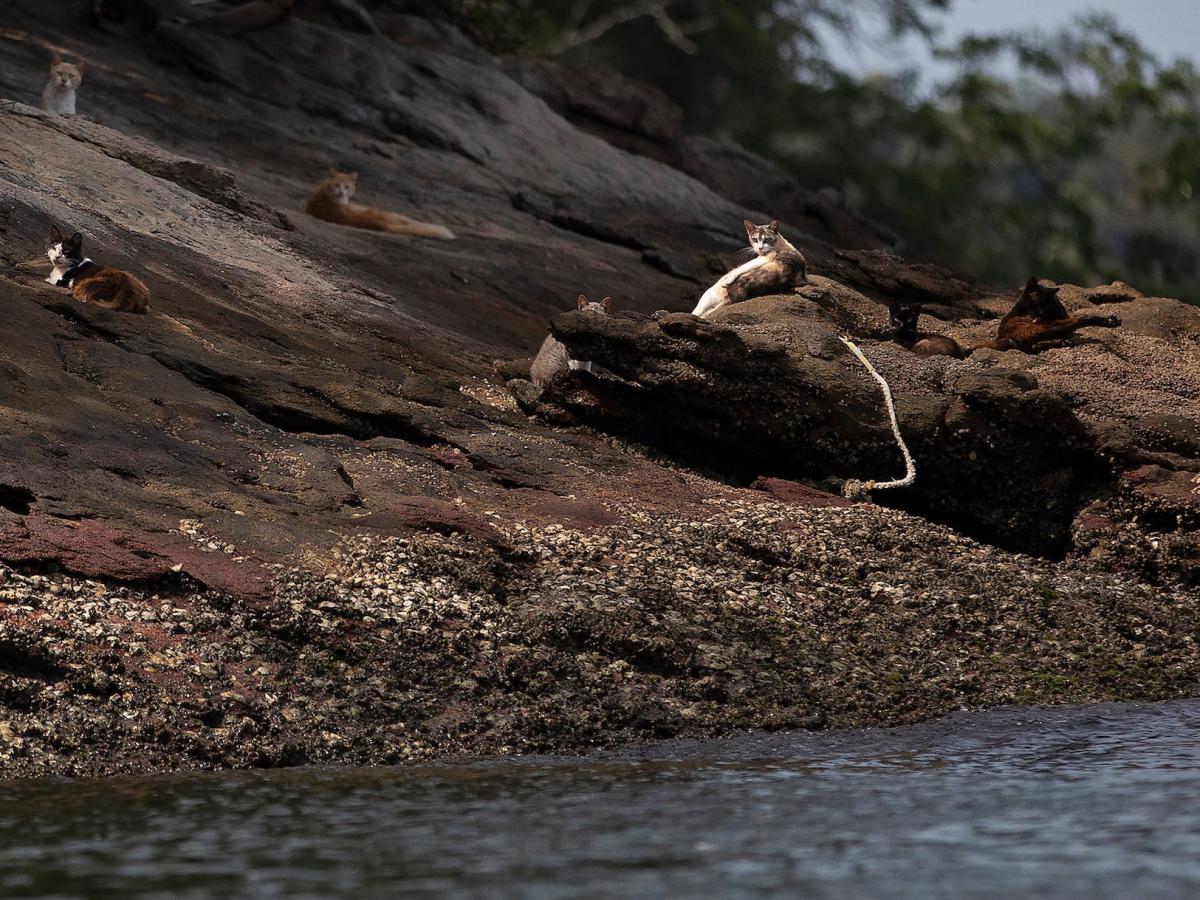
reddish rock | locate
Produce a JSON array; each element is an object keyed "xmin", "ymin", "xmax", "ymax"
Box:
[{"xmin": 751, "ymin": 477, "xmax": 852, "ymax": 508}]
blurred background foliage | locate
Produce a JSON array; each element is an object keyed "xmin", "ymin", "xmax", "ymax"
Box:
[{"xmin": 371, "ymin": 1, "xmax": 1200, "ymax": 298}]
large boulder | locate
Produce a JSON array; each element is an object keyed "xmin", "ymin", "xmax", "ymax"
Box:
[
  {"xmin": 520, "ymin": 291, "xmax": 1102, "ymax": 556},
  {"xmin": 520, "ymin": 279, "xmax": 1200, "ymax": 570}
]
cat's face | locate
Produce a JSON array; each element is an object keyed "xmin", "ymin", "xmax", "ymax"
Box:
[
  {"xmin": 744, "ymin": 219, "xmax": 782, "ymax": 255},
  {"xmin": 576, "ymin": 294, "xmax": 612, "ymax": 314},
  {"xmin": 889, "ymin": 304, "xmax": 920, "ymax": 331},
  {"xmin": 1024, "ymin": 278, "xmax": 1067, "ymax": 319},
  {"xmin": 320, "ymin": 170, "xmax": 358, "ymax": 203},
  {"xmin": 48, "ymin": 54, "xmax": 85, "ymax": 91},
  {"xmin": 46, "ymin": 225, "xmax": 83, "ymax": 267}
]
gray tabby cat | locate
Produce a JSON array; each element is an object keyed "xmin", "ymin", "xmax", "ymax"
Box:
[{"xmin": 531, "ymin": 295, "xmax": 611, "ymax": 389}]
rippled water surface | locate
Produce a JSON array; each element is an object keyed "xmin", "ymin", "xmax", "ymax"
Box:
[{"xmin": 3, "ymin": 701, "xmax": 1200, "ymax": 898}]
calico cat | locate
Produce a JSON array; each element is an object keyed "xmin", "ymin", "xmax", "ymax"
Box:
[
  {"xmin": 530, "ymin": 295, "xmax": 611, "ymax": 389},
  {"xmin": 692, "ymin": 219, "xmax": 808, "ymax": 318},
  {"xmin": 39, "ymin": 52, "xmax": 86, "ymax": 116},
  {"xmin": 889, "ymin": 303, "xmax": 965, "ymax": 358},
  {"xmin": 45, "ymin": 226, "xmax": 150, "ymax": 314},
  {"xmin": 305, "ymin": 169, "xmax": 455, "ymax": 240},
  {"xmin": 981, "ymin": 278, "xmax": 1119, "ymax": 353}
]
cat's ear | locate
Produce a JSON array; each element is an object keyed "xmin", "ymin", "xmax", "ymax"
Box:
[
  {"xmin": 50, "ymin": 50, "xmax": 62, "ymax": 67},
  {"xmin": 76, "ymin": 60, "xmax": 87, "ymax": 74},
  {"xmin": 327, "ymin": 167, "xmax": 339, "ymax": 178},
  {"xmin": 49, "ymin": 224, "xmax": 63, "ymax": 242},
  {"xmin": 743, "ymin": 219, "xmax": 755, "ymax": 235},
  {"xmin": 346, "ymin": 171, "xmax": 359, "ymax": 181},
  {"xmin": 577, "ymin": 294, "xmax": 589, "ymax": 310},
  {"xmin": 600, "ymin": 297, "xmax": 612, "ymax": 312},
  {"xmin": 1023, "ymin": 277, "xmax": 1039, "ymax": 293},
  {"xmin": 769, "ymin": 219, "xmax": 781, "ymax": 231},
  {"xmin": 68, "ymin": 232, "xmax": 83, "ymax": 251}
]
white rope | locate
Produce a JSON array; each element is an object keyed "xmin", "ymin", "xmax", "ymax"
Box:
[{"xmin": 838, "ymin": 336, "xmax": 916, "ymax": 500}]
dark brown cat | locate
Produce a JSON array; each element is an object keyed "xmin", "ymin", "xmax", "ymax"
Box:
[
  {"xmin": 889, "ymin": 303, "xmax": 965, "ymax": 358},
  {"xmin": 980, "ymin": 278, "xmax": 1118, "ymax": 353},
  {"xmin": 46, "ymin": 226, "xmax": 150, "ymax": 314}
]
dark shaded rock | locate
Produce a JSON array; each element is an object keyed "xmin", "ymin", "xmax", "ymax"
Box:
[
  {"xmin": 1134, "ymin": 414, "xmax": 1200, "ymax": 458},
  {"xmin": 495, "ymin": 357, "xmax": 534, "ymax": 381},
  {"xmin": 829, "ymin": 249, "xmax": 982, "ymax": 310},
  {"xmin": 502, "ymin": 57, "xmax": 686, "ymax": 166},
  {"xmin": 373, "ymin": 13, "xmax": 493, "ymax": 64},
  {"xmin": 679, "ymin": 136, "xmax": 898, "ymax": 251},
  {"xmin": 533, "ymin": 297, "xmax": 1107, "ymax": 556},
  {"xmin": 502, "ymin": 56, "xmax": 897, "ymax": 253}
]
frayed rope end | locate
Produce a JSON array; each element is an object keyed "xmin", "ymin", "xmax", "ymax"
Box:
[{"xmin": 841, "ymin": 478, "xmax": 876, "ymax": 501}]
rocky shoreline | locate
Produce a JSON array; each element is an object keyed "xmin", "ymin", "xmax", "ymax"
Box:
[
  {"xmin": 3, "ymin": 490, "xmax": 1198, "ymax": 779},
  {"xmin": 1, "ymin": 4, "xmax": 1198, "ymax": 779}
]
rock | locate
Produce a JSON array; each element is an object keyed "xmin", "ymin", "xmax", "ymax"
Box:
[
  {"xmin": 502, "ymin": 55, "xmax": 898, "ymax": 252},
  {"xmin": 750, "ymin": 477, "xmax": 852, "ymax": 508},
  {"xmin": 0, "ymin": 2, "xmax": 760, "ymax": 587},
  {"xmin": 4, "ymin": 101, "xmax": 292, "ymax": 229},
  {"xmin": 532, "ymin": 294, "xmax": 1105, "ymax": 555},
  {"xmin": 502, "ymin": 57, "xmax": 686, "ymax": 166},
  {"xmin": 0, "ymin": 2, "xmax": 1197, "ymax": 779},
  {"xmin": 679, "ymin": 136, "xmax": 898, "ymax": 250}
]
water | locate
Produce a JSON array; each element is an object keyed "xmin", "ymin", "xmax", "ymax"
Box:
[{"xmin": 2, "ymin": 701, "xmax": 1199, "ymax": 899}]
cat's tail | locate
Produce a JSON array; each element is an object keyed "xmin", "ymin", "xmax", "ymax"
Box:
[
  {"xmin": 337, "ymin": 205, "xmax": 456, "ymax": 239},
  {"xmin": 965, "ymin": 339, "xmax": 1007, "ymax": 354},
  {"xmin": 76, "ymin": 273, "xmax": 150, "ymax": 314},
  {"xmin": 121, "ymin": 274, "xmax": 151, "ymax": 314},
  {"xmin": 380, "ymin": 212, "xmax": 455, "ymax": 240},
  {"xmin": 838, "ymin": 336, "xmax": 915, "ymax": 500}
]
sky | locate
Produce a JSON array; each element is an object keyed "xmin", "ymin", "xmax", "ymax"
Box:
[{"xmin": 831, "ymin": 0, "xmax": 1200, "ymax": 74}]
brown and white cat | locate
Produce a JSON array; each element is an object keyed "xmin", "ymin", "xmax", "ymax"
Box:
[
  {"xmin": 692, "ymin": 219, "xmax": 808, "ymax": 318},
  {"xmin": 39, "ymin": 52, "xmax": 86, "ymax": 116},
  {"xmin": 305, "ymin": 169, "xmax": 455, "ymax": 240},
  {"xmin": 530, "ymin": 295, "xmax": 611, "ymax": 389},
  {"xmin": 46, "ymin": 226, "xmax": 149, "ymax": 314}
]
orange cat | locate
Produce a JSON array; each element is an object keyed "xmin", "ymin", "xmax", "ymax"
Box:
[
  {"xmin": 305, "ymin": 169, "xmax": 455, "ymax": 240},
  {"xmin": 39, "ymin": 51, "xmax": 86, "ymax": 116},
  {"xmin": 46, "ymin": 226, "xmax": 149, "ymax": 314}
]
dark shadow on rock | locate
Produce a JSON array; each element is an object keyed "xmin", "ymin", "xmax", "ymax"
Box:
[{"xmin": 523, "ymin": 301, "xmax": 1110, "ymax": 558}]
